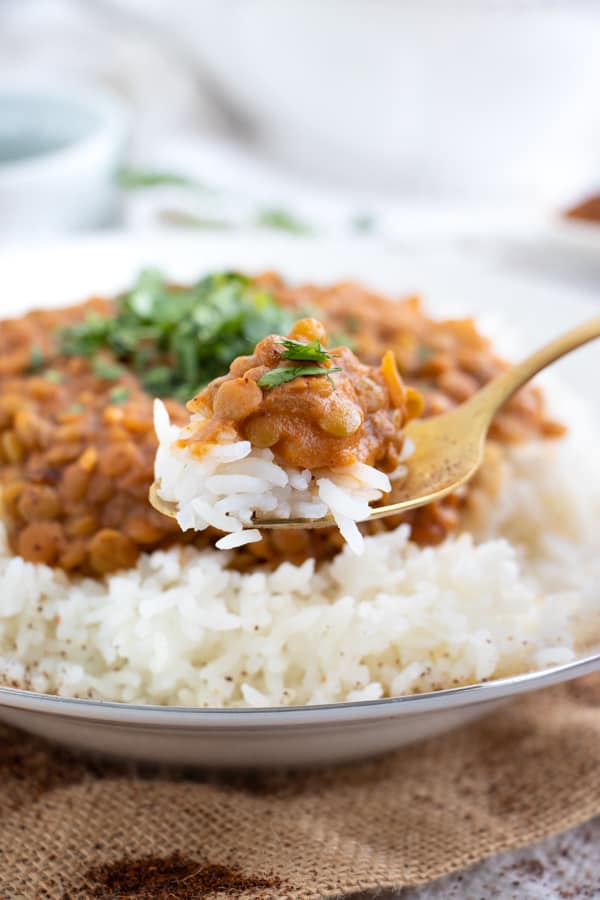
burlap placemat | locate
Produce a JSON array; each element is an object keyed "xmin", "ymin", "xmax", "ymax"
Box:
[{"xmin": 2, "ymin": 673, "xmax": 599, "ymax": 900}]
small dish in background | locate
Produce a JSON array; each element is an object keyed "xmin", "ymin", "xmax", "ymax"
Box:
[{"xmin": 0, "ymin": 82, "xmax": 129, "ymax": 237}]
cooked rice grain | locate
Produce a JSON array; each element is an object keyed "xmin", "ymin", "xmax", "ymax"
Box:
[
  {"xmin": 153, "ymin": 398, "xmax": 392, "ymax": 554},
  {"xmin": 1, "ymin": 435, "xmax": 599, "ymax": 707}
]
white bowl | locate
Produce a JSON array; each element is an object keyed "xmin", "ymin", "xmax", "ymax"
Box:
[
  {"xmin": 0, "ymin": 230, "xmax": 598, "ymax": 768},
  {"xmin": 2, "ymin": 653, "xmax": 598, "ymax": 769},
  {"xmin": 0, "ymin": 82, "xmax": 128, "ymax": 236}
]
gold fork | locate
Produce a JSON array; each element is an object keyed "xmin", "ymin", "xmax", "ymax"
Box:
[{"xmin": 149, "ymin": 316, "xmax": 600, "ymax": 530}]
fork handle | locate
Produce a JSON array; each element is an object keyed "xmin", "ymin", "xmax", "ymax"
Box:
[{"xmin": 469, "ymin": 314, "xmax": 600, "ymax": 423}]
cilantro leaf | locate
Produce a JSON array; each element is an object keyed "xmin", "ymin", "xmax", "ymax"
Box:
[
  {"xmin": 109, "ymin": 386, "xmax": 129, "ymax": 405},
  {"xmin": 258, "ymin": 365, "xmax": 342, "ymax": 390},
  {"xmin": 29, "ymin": 345, "xmax": 45, "ymax": 372},
  {"xmin": 43, "ymin": 369, "xmax": 63, "ymax": 384},
  {"xmin": 280, "ymin": 338, "xmax": 330, "ymax": 363},
  {"xmin": 159, "ymin": 210, "xmax": 233, "ymax": 230},
  {"xmin": 59, "ymin": 313, "xmax": 112, "ymax": 357},
  {"xmin": 117, "ymin": 167, "xmax": 209, "ymax": 191},
  {"xmin": 255, "ymin": 207, "xmax": 313, "ymax": 234},
  {"xmin": 92, "ymin": 358, "xmax": 125, "ymax": 381}
]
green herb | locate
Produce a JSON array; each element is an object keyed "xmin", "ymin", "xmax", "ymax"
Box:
[
  {"xmin": 65, "ymin": 403, "xmax": 84, "ymax": 414},
  {"xmin": 43, "ymin": 369, "xmax": 63, "ymax": 384},
  {"xmin": 417, "ymin": 346, "xmax": 434, "ymax": 363},
  {"xmin": 117, "ymin": 167, "xmax": 209, "ymax": 192},
  {"xmin": 344, "ymin": 315, "xmax": 361, "ymax": 333},
  {"xmin": 350, "ymin": 212, "xmax": 377, "ymax": 234},
  {"xmin": 92, "ymin": 358, "xmax": 125, "ymax": 381},
  {"xmin": 29, "ymin": 345, "xmax": 45, "ymax": 372},
  {"xmin": 59, "ymin": 270, "xmax": 294, "ymax": 400},
  {"xmin": 258, "ymin": 365, "xmax": 342, "ymax": 390},
  {"xmin": 255, "ymin": 208, "xmax": 313, "ymax": 234},
  {"xmin": 109, "ymin": 386, "xmax": 130, "ymax": 405},
  {"xmin": 159, "ymin": 210, "xmax": 233, "ymax": 231},
  {"xmin": 141, "ymin": 366, "xmax": 174, "ymax": 394},
  {"xmin": 280, "ymin": 338, "xmax": 331, "ymax": 364},
  {"xmin": 59, "ymin": 313, "xmax": 112, "ymax": 357}
]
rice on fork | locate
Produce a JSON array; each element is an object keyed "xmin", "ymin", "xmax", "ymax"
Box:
[{"xmin": 154, "ymin": 318, "xmax": 422, "ymax": 553}]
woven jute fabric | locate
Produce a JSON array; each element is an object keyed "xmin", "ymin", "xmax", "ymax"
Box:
[{"xmin": 1, "ymin": 673, "xmax": 599, "ymax": 900}]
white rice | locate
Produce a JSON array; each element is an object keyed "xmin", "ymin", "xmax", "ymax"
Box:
[
  {"xmin": 153, "ymin": 398, "xmax": 394, "ymax": 555},
  {"xmin": 0, "ymin": 431, "xmax": 599, "ymax": 707}
]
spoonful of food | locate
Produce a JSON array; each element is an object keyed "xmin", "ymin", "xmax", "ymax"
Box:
[{"xmin": 149, "ymin": 316, "xmax": 600, "ymax": 552}]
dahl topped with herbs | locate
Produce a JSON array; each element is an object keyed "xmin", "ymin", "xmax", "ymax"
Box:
[
  {"xmin": 153, "ymin": 316, "xmax": 427, "ymax": 553},
  {"xmin": 0, "ymin": 269, "xmax": 597, "ymax": 708}
]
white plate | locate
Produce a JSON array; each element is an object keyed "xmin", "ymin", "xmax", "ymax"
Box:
[{"xmin": 0, "ymin": 231, "xmax": 599, "ymax": 769}]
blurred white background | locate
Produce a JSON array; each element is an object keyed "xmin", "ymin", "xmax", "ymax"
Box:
[
  {"xmin": 1, "ymin": 0, "xmax": 600, "ymax": 290},
  {"xmin": 2, "ymin": 0, "xmax": 600, "ymax": 200}
]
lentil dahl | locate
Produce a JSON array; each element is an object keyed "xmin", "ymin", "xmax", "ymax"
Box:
[
  {"xmin": 182, "ymin": 318, "xmax": 423, "ymax": 472},
  {"xmin": 0, "ymin": 272, "xmax": 564, "ymax": 575}
]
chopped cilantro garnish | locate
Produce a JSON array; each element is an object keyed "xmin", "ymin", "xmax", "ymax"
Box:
[
  {"xmin": 60, "ymin": 313, "xmax": 112, "ymax": 357},
  {"xmin": 159, "ymin": 210, "xmax": 233, "ymax": 230},
  {"xmin": 280, "ymin": 338, "xmax": 331, "ymax": 363},
  {"xmin": 142, "ymin": 366, "xmax": 174, "ymax": 393},
  {"xmin": 59, "ymin": 270, "xmax": 294, "ymax": 400},
  {"xmin": 109, "ymin": 386, "xmax": 129, "ymax": 405},
  {"xmin": 255, "ymin": 208, "xmax": 313, "ymax": 234},
  {"xmin": 29, "ymin": 345, "xmax": 45, "ymax": 372},
  {"xmin": 92, "ymin": 358, "xmax": 125, "ymax": 381},
  {"xmin": 117, "ymin": 167, "xmax": 209, "ymax": 191},
  {"xmin": 258, "ymin": 365, "xmax": 342, "ymax": 390},
  {"xmin": 43, "ymin": 369, "xmax": 63, "ymax": 384}
]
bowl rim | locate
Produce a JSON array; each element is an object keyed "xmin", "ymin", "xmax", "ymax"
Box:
[
  {"xmin": 0, "ymin": 79, "xmax": 128, "ymax": 182},
  {"xmin": 1, "ymin": 648, "xmax": 598, "ymax": 727}
]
